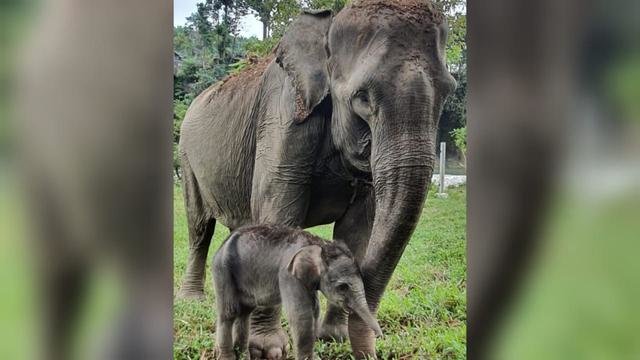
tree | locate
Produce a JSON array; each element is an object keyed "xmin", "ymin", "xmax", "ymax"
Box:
[
  {"xmin": 303, "ymin": 0, "xmax": 347, "ymax": 12},
  {"xmin": 242, "ymin": 0, "xmax": 277, "ymax": 40},
  {"xmin": 270, "ymin": 0, "xmax": 302, "ymax": 38},
  {"xmin": 185, "ymin": 0, "xmax": 247, "ymax": 64},
  {"xmin": 434, "ymin": 0, "xmax": 466, "ymax": 72},
  {"xmin": 241, "ymin": 0, "xmax": 343, "ymax": 40},
  {"xmin": 433, "ymin": 0, "xmax": 467, "ymax": 162},
  {"xmin": 212, "ymin": 0, "xmax": 249, "ymax": 63}
]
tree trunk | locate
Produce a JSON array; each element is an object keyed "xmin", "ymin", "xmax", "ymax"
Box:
[{"xmin": 262, "ymin": 21, "xmax": 268, "ymax": 40}]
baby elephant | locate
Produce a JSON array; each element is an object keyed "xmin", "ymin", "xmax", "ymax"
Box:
[{"xmin": 212, "ymin": 224, "xmax": 382, "ymax": 360}]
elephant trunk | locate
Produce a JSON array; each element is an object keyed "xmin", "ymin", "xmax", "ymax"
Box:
[
  {"xmin": 363, "ymin": 133, "xmax": 434, "ymax": 307},
  {"xmin": 365, "ymin": 73, "xmax": 436, "ymax": 307},
  {"xmin": 349, "ymin": 292, "xmax": 383, "ymax": 338},
  {"xmin": 349, "ymin": 77, "xmax": 436, "ymax": 357}
]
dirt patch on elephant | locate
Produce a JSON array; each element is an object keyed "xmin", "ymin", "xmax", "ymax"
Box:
[
  {"xmin": 349, "ymin": 0, "xmax": 444, "ymax": 25},
  {"xmin": 219, "ymin": 53, "xmax": 275, "ymax": 92},
  {"xmin": 196, "ymin": 53, "xmax": 275, "ymax": 105}
]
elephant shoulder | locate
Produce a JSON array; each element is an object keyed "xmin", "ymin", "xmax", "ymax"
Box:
[
  {"xmin": 217, "ymin": 54, "xmax": 275, "ymax": 96},
  {"xmin": 186, "ymin": 54, "xmax": 275, "ymax": 117}
]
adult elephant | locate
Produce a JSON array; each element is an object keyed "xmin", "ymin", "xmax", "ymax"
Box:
[{"xmin": 177, "ymin": 0, "xmax": 455, "ymax": 358}]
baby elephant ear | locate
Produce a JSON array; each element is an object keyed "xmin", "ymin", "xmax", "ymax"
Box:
[{"xmin": 287, "ymin": 245, "xmax": 325, "ymax": 285}]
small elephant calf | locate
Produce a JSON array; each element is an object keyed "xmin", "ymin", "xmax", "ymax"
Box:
[{"xmin": 212, "ymin": 224, "xmax": 382, "ymax": 360}]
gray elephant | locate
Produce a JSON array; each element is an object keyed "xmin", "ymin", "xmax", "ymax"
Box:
[
  {"xmin": 213, "ymin": 225, "xmax": 382, "ymax": 360},
  {"xmin": 177, "ymin": 0, "xmax": 455, "ymax": 358}
]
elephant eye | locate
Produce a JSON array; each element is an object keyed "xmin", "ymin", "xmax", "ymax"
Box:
[
  {"xmin": 354, "ymin": 90, "xmax": 369, "ymax": 104},
  {"xmin": 336, "ymin": 283, "xmax": 350, "ymax": 292},
  {"xmin": 352, "ymin": 90, "xmax": 373, "ymax": 120}
]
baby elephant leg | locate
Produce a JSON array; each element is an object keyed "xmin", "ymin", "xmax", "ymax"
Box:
[
  {"xmin": 282, "ymin": 283, "xmax": 318, "ymax": 360},
  {"xmin": 213, "ymin": 257, "xmax": 241, "ymax": 359},
  {"xmin": 215, "ymin": 297, "xmax": 241, "ymax": 359},
  {"xmin": 286, "ymin": 304, "xmax": 317, "ymax": 360},
  {"xmin": 233, "ymin": 311, "xmax": 250, "ymax": 356},
  {"xmin": 216, "ymin": 315, "xmax": 236, "ymax": 360}
]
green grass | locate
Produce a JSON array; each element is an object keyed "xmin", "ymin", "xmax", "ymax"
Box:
[{"xmin": 173, "ymin": 185, "xmax": 467, "ymax": 359}]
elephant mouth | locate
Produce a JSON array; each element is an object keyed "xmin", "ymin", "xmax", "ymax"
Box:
[
  {"xmin": 344, "ymin": 119, "xmax": 372, "ymax": 174},
  {"xmin": 357, "ymin": 137, "xmax": 371, "ymax": 162}
]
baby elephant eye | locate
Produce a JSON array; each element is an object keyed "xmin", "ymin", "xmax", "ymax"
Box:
[{"xmin": 336, "ymin": 283, "xmax": 350, "ymax": 292}]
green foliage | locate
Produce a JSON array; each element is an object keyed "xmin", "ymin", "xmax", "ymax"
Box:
[
  {"xmin": 303, "ymin": 0, "xmax": 348, "ymax": 11},
  {"xmin": 173, "ymin": 185, "xmax": 466, "ymax": 359},
  {"xmin": 228, "ymin": 58, "xmax": 250, "ymax": 74},
  {"xmin": 451, "ymin": 126, "xmax": 467, "ymax": 167},
  {"xmin": 241, "ymin": 0, "xmax": 348, "ymax": 40},
  {"xmin": 244, "ymin": 36, "xmax": 280, "ymax": 56},
  {"xmin": 174, "ymin": 100, "xmax": 189, "ymax": 142},
  {"xmin": 173, "ymin": 99, "xmax": 191, "ymax": 178},
  {"xmin": 451, "ymin": 126, "xmax": 466, "ymax": 154},
  {"xmin": 445, "ymin": 12, "xmax": 466, "ymax": 71},
  {"xmin": 270, "ymin": 0, "xmax": 303, "ymax": 38},
  {"xmin": 439, "ymin": 71, "xmax": 467, "ymax": 161},
  {"xmin": 434, "ymin": 0, "xmax": 467, "ymax": 71},
  {"xmin": 174, "ymin": 0, "xmax": 249, "ymax": 102},
  {"xmin": 433, "ymin": 0, "xmax": 467, "ymax": 163}
]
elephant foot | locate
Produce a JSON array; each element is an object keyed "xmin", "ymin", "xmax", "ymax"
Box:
[
  {"xmin": 317, "ymin": 322, "xmax": 349, "ymax": 342},
  {"xmin": 214, "ymin": 348, "xmax": 236, "ymax": 360},
  {"xmin": 176, "ymin": 285, "xmax": 206, "ymax": 301},
  {"xmin": 318, "ymin": 305, "xmax": 349, "ymax": 342},
  {"xmin": 248, "ymin": 329, "xmax": 287, "ymax": 360}
]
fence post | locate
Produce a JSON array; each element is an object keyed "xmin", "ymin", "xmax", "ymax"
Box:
[{"xmin": 437, "ymin": 142, "xmax": 447, "ymax": 197}]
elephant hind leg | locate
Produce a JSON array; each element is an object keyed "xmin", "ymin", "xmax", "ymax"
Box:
[
  {"xmin": 232, "ymin": 309, "xmax": 251, "ymax": 356},
  {"xmin": 177, "ymin": 154, "xmax": 216, "ymax": 300}
]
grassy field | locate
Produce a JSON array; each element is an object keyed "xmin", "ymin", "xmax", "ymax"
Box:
[{"xmin": 174, "ymin": 185, "xmax": 466, "ymax": 359}]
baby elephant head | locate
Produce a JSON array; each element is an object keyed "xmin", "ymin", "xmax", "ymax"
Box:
[{"xmin": 287, "ymin": 241, "xmax": 383, "ymax": 337}]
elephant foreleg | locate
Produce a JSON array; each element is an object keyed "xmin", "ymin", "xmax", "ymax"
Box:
[
  {"xmin": 248, "ymin": 306, "xmax": 288, "ymax": 360},
  {"xmin": 321, "ymin": 188, "xmax": 375, "ymax": 343}
]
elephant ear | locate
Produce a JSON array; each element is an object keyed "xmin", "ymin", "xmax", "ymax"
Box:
[
  {"xmin": 287, "ymin": 245, "xmax": 325, "ymax": 286},
  {"xmin": 276, "ymin": 9, "xmax": 332, "ymax": 123}
]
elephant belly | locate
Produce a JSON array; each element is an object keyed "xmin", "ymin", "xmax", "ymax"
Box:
[
  {"xmin": 200, "ymin": 175, "xmax": 254, "ymax": 230},
  {"xmin": 180, "ymin": 81, "xmax": 259, "ymax": 230},
  {"xmin": 185, "ymin": 131, "xmax": 256, "ymax": 229}
]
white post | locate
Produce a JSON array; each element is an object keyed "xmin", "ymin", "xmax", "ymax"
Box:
[{"xmin": 437, "ymin": 142, "xmax": 447, "ymax": 197}]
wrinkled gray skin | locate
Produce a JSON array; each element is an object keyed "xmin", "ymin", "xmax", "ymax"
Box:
[
  {"xmin": 178, "ymin": 0, "xmax": 455, "ymax": 358},
  {"xmin": 213, "ymin": 225, "xmax": 382, "ymax": 360}
]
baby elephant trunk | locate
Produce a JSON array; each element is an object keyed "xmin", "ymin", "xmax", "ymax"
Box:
[{"xmin": 350, "ymin": 295, "xmax": 383, "ymax": 338}]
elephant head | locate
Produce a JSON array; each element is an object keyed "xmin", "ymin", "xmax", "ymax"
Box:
[
  {"xmin": 277, "ymin": 0, "xmax": 455, "ymax": 355},
  {"xmin": 287, "ymin": 242, "xmax": 383, "ymax": 338}
]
